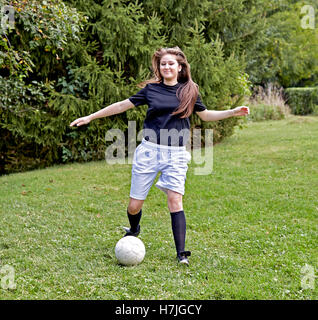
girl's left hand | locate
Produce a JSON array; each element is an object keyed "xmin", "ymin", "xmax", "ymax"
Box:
[{"xmin": 233, "ymin": 106, "xmax": 250, "ymax": 116}]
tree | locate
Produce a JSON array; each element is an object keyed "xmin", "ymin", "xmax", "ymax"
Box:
[
  {"xmin": 59, "ymin": 0, "xmax": 252, "ymax": 148},
  {"xmin": 244, "ymin": 0, "xmax": 318, "ymax": 87}
]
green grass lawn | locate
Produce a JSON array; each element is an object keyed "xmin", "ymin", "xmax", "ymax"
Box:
[{"xmin": 1, "ymin": 116, "xmax": 318, "ymax": 300}]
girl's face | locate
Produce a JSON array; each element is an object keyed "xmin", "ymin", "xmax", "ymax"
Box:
[{"xmin": 159, "ymin": 54, "xmax": 182, "ymax": 83}]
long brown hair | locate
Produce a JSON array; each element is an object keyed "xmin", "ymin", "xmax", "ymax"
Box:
[{"xmin": 139, "ymin": 47, "xmax": 199, "ymax": 118}]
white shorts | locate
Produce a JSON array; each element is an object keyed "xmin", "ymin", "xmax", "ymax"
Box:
[{"xmin": 130, "ymin": 139, "xmax": 191, "ymax": 200}]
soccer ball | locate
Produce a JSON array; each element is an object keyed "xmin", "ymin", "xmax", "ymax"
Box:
[{"xmin": 115, "ymin": 236, "xmax": 146, "ymax": 266}]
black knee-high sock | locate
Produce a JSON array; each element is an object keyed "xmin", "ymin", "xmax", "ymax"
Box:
[
  {"xmin": 170, "ymin": 210, "xmax": 186, "ymax": 256},
  {"xmin": 127, "ymin": 209, "xmax": 142, "ymax": 233}
]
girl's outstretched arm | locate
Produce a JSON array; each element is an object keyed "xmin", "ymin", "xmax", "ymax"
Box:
[
  {"xmin": 69, "ymin": 99, "xmax": 134, "ymax": 127},
  {"xmin": 197, "ymin": 106, "xmax": 249, "ymax": 122}
]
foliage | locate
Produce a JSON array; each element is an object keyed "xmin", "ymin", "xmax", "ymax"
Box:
[
  {"xmin": 285, "ymin": 87, "xmax": 318, "ymax": 115},
  {"xmin": 2, "ymin": 0, "xmax": 87, "ymax": 78},
  {"xmin": 247, "ymin": 84, "xmax": 290, "ymax": 121},
  {"xmin": 248, "ymin": 103, "xmax": 287, "ymax": 121},
  {"xmin": 2, "ymin": 0, "xmax": 256, "ymax": 173},
  {"xmin": 0, "ymin": 0, "xmax": 86, "ymax": 173},
  {"xmin": 248, "ymin": 0, "xmax": 318, "ymax": 87},
  {"xmin": 3, "ymin": 0, "xmax": 316, "ymax": 174},
  {"xmin": 183, "ymin": 23, "xmax": 252, "ymax": 143},
  {"xmin": 48, "ymin": 0, "xmax": 167, "ymax": 165},
  {"xmin": 141, "ymin": 0, "xmax": 317, "ymax": 88},
  {"xmin": 0, "ymin": 37, "xmax": 33, "ymax": 79}
]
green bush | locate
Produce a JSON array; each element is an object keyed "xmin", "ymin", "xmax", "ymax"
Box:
[
  {"xmin": 0, "ymin": 0, "xmax": 86, "ymax": 174},
  {"xmin": 247, "ymin": 84, "xmax": 290, "ymax": 121},
  {"xmin": 248, "ymin": 104, "xmax": 287, "ymax": 121},
  {"xmin": 285, "ymin": 87, "xmax": 318, "ymax": 115}
]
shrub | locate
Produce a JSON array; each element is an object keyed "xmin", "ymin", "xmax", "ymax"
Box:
[
  {"xmin": 248, "ymin": 84, "xmax": 290, "ymax": 121},
  {"xmin": 285, "ymin": 87, "xmax": 318, "ymax": 115},
  {"xmin": 0, "ymin": 0, "xmax": 86, "ymax": 174}
]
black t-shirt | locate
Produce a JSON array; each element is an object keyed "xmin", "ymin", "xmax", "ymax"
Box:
[{"xmin": 129, "ymin": 82, "xmax": 206, "ymax": 146}]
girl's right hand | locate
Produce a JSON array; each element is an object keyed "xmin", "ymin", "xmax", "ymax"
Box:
[{"xmin": 70, "ymin": 115, "xmax": 91, "ymax": 127}]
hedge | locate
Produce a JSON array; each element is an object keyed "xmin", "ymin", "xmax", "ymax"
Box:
[{"xmin": 285, "ymin": 87, "xmax": 318, "ymax": 115}]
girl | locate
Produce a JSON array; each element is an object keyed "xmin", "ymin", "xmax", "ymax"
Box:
[{"xmin": 70, "ymin": 47, "xmax": 249, "ymax": 265}]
